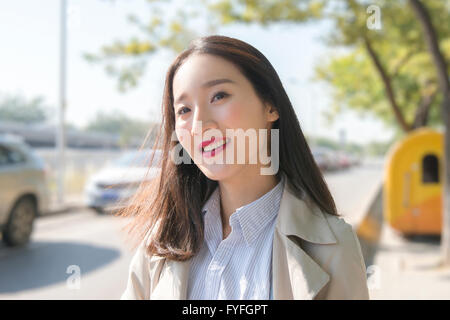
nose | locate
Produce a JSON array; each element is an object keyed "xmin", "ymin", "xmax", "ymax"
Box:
[{"xmin": 191, "ymin": 104, "xmax": 216, "ymax": 137}]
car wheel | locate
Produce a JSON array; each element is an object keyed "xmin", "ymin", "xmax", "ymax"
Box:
[{"xmin": 2, "ymin": 197, "xmax": 37, "ymax": 247}]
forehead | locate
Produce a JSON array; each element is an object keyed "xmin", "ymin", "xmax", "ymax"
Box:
[{"xmin": 172, "ymin": 54, "xmax": 243, "ymax": 95}]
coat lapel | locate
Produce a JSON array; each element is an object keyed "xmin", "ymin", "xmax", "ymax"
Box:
[
  {"xmin": 149, "ymin": 177, "xmax": 338, "ymax": 300},
  {"xmin": 272, "ymin": 229, "xmax": 330, "ymax": 299},
  {"xmin": 272, "ymin": 179, "xmax": 337, "ymax": 299}
]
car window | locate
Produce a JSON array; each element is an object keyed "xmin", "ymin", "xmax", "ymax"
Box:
[{"xmin": 0, "ymin": 145, "xmax": 26, "ymax": 166}]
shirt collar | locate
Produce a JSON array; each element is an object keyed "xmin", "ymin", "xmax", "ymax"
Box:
[
  {"xmin": 201, "ymin": 175, "xmax": 285, "ymax": 246},
  {"xmin": 202, "ymin": 187, "xmax": 220, "ymax": 217}
]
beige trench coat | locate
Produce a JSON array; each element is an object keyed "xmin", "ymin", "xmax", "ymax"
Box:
[{"xmin": 121, "ymin": 179, "xmax": 370, "ymax": 300}]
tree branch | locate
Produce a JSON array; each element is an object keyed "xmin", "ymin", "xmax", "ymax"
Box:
[
  {"xmin": 409, "ymin": 0, "xmax": 450, "ymax": 96},
  {"xmin": 391, "ymin": 49, "xmax": 420, "ymax": 78},
  {"xmin": 363, "ymin": 36, "xmax": 412, "ymax": 132}
]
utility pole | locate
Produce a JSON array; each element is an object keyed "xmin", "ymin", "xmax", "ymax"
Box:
[{"xmin": 57, "ymin": 0, "xmax": 67, "ymax": 206}]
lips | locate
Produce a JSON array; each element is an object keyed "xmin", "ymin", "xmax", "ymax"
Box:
[
  {"xmin": 201, "ymin": 136, "xmax": 217, "ymax": 150},
  {"xmin": 199, "ymin": 137, "xmax": 229, "ymax": 158}
]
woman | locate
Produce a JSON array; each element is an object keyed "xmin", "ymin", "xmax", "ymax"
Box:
[{"xmin": 119, "ymin": 35, "xmax": 369, "ymax": 300}]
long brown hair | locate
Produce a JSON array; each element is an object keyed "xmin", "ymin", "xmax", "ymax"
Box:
[{"xmin": 117, "ymin": 35, "xmax": 338, "ymax": 261}]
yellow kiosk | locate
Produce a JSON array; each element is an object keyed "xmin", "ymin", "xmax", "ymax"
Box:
[{"xmin": 384, "ymin": 128, "xmax": 442, "ymax": 235}]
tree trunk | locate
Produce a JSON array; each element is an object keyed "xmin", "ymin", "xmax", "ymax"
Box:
[
  {"xmin": 411, "ymin": 91, "xmax": 436, "ymax": 129},
  {"xmin": 409, "ymin": 0, "xmax": 450, "ymax": 265},
  {"xmin": 363, "ymin": 36, "xmax": 411, "ymax": 133}
]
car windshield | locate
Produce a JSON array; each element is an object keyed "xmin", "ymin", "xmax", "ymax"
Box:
[{"xmin": 113, "ymin": 150, "xmax": 161, "ymax": 168}]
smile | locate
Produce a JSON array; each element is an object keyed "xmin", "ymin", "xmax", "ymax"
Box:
[{"xmin": 201, "ymin": 137, "xmax": 230, "ymax": 157}]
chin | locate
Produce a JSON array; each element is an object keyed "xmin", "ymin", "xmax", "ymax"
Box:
[{"xmin": 197, "ymin": 163, "xmax": 236, "ymax": 182}]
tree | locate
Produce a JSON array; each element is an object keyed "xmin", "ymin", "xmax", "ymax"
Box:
[
  {"xmin": 0, "ymin": 94, "xmax": 51, "ymax": 124},
  {"xmin": 409, "ymin": 0, "xmax": 450, "ymax": 265},
  {"xmin": 316, "ymin": 0, "xmax": 450, "ymax": 134},
  {"xmin": 316, "ymin": 10, "xmax": 449, "ymax": 133},
  {"xmin": 84, "ymin": 0, "xmax": 323, "ymax": 91},
  {"xmin": 315, "ymin": 45, "xmax": 445, "ymax": 134},
  {"xmin": 87, "ymin": 1, "xmax": 449, "ymax": 134},
  {"xmin": 84, "ymin": 1, "xmax": 203, "ymax": 92}
]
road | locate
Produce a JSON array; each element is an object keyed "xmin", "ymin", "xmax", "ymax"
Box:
[{"xmin": 0, "ymin": 160, "xmax": 384, "ymax": 299}]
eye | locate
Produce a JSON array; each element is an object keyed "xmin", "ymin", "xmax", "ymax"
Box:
[
  {"xmin": 211, "ymin": 91, "xmax": 229, "ymax": 103},
  {"xmin": 177, "ymin": 106, "xmax": 191, "ymax": 115}
]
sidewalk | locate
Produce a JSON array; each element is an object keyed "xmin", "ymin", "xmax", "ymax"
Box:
[{"xmin": 368, "ymin": 224, "xmax": 450, "ymax": 299}]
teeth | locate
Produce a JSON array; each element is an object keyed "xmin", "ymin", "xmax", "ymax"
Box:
[{"xmin": 203, "ymin": 139, "xmax": 228, "ymax": 152}]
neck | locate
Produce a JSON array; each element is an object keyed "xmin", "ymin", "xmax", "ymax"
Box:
[{"xmin": 218, "ymin": 166, "xmax": 280, "ymax": 228}]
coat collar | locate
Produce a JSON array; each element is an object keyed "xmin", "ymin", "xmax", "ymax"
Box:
[
  {"xmin": 271, "ymin": 177, "xmax": 337, "ymax": 299},
  {"xmin": 150, "ymin": 175, "xmax": 338, "ymax": 300},
  {"xmin": 276, "ymin": 177, "xmax": 338, "ymax": 244}
]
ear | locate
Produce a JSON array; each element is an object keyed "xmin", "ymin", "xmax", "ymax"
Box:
[{"xmin": 265, "ymin": 103, "xmax": 279, "ymax": 122}]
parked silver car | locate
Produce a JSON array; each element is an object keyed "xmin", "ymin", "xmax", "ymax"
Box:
[
  {"xmin": 0, "ymin": 134, "xmax": 50, "ymax": 246},
  {"xmin": 84, "ymin": 149, "xmax": 161, "ymax": 214}
]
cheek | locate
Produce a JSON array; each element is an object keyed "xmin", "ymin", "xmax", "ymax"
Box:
[
  {"xmin": 175, "ymin": 124, "xmax": 192, "ymax": 150},
  {"xmin": 222, "ymin": 100, "xmax": 266, "ymax": 131},
  {"xmin": 217, "ymin": 101, "xmax": 246, "ymax": 128}
]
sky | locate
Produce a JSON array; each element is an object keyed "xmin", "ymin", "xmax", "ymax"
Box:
[{"xmin": 0, "ymin": 0, "xmax": 394, "ymax": 145}]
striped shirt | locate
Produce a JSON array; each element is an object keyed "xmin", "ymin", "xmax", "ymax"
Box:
[{"xmin": 187, "ymin": 176, "xmax": 285, "ymax": 300}]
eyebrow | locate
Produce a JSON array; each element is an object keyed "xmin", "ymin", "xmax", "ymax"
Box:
[{"xmin": 174, "ymin": 78, "xmax": 236, "ymax": 105}]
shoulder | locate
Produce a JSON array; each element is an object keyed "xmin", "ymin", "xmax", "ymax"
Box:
[
  {"xmin": 299, "ymin": 210, "xmax": 365, "ymax": 267},
  {"xmin": 303, "ymin": 210, "xmax": 369, "ymax": 299},
  {"xmin": 324, "ymin": 214, "xmax": 367, "ymax": 268},
  {"xmin": 121, "ymin": 239, "xmax": 165, "ymax": 300}
]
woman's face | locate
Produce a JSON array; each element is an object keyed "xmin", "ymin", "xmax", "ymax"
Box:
[{"xmin": 172, "ymin": 53, "xmax": 279, "ymax": 181}]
